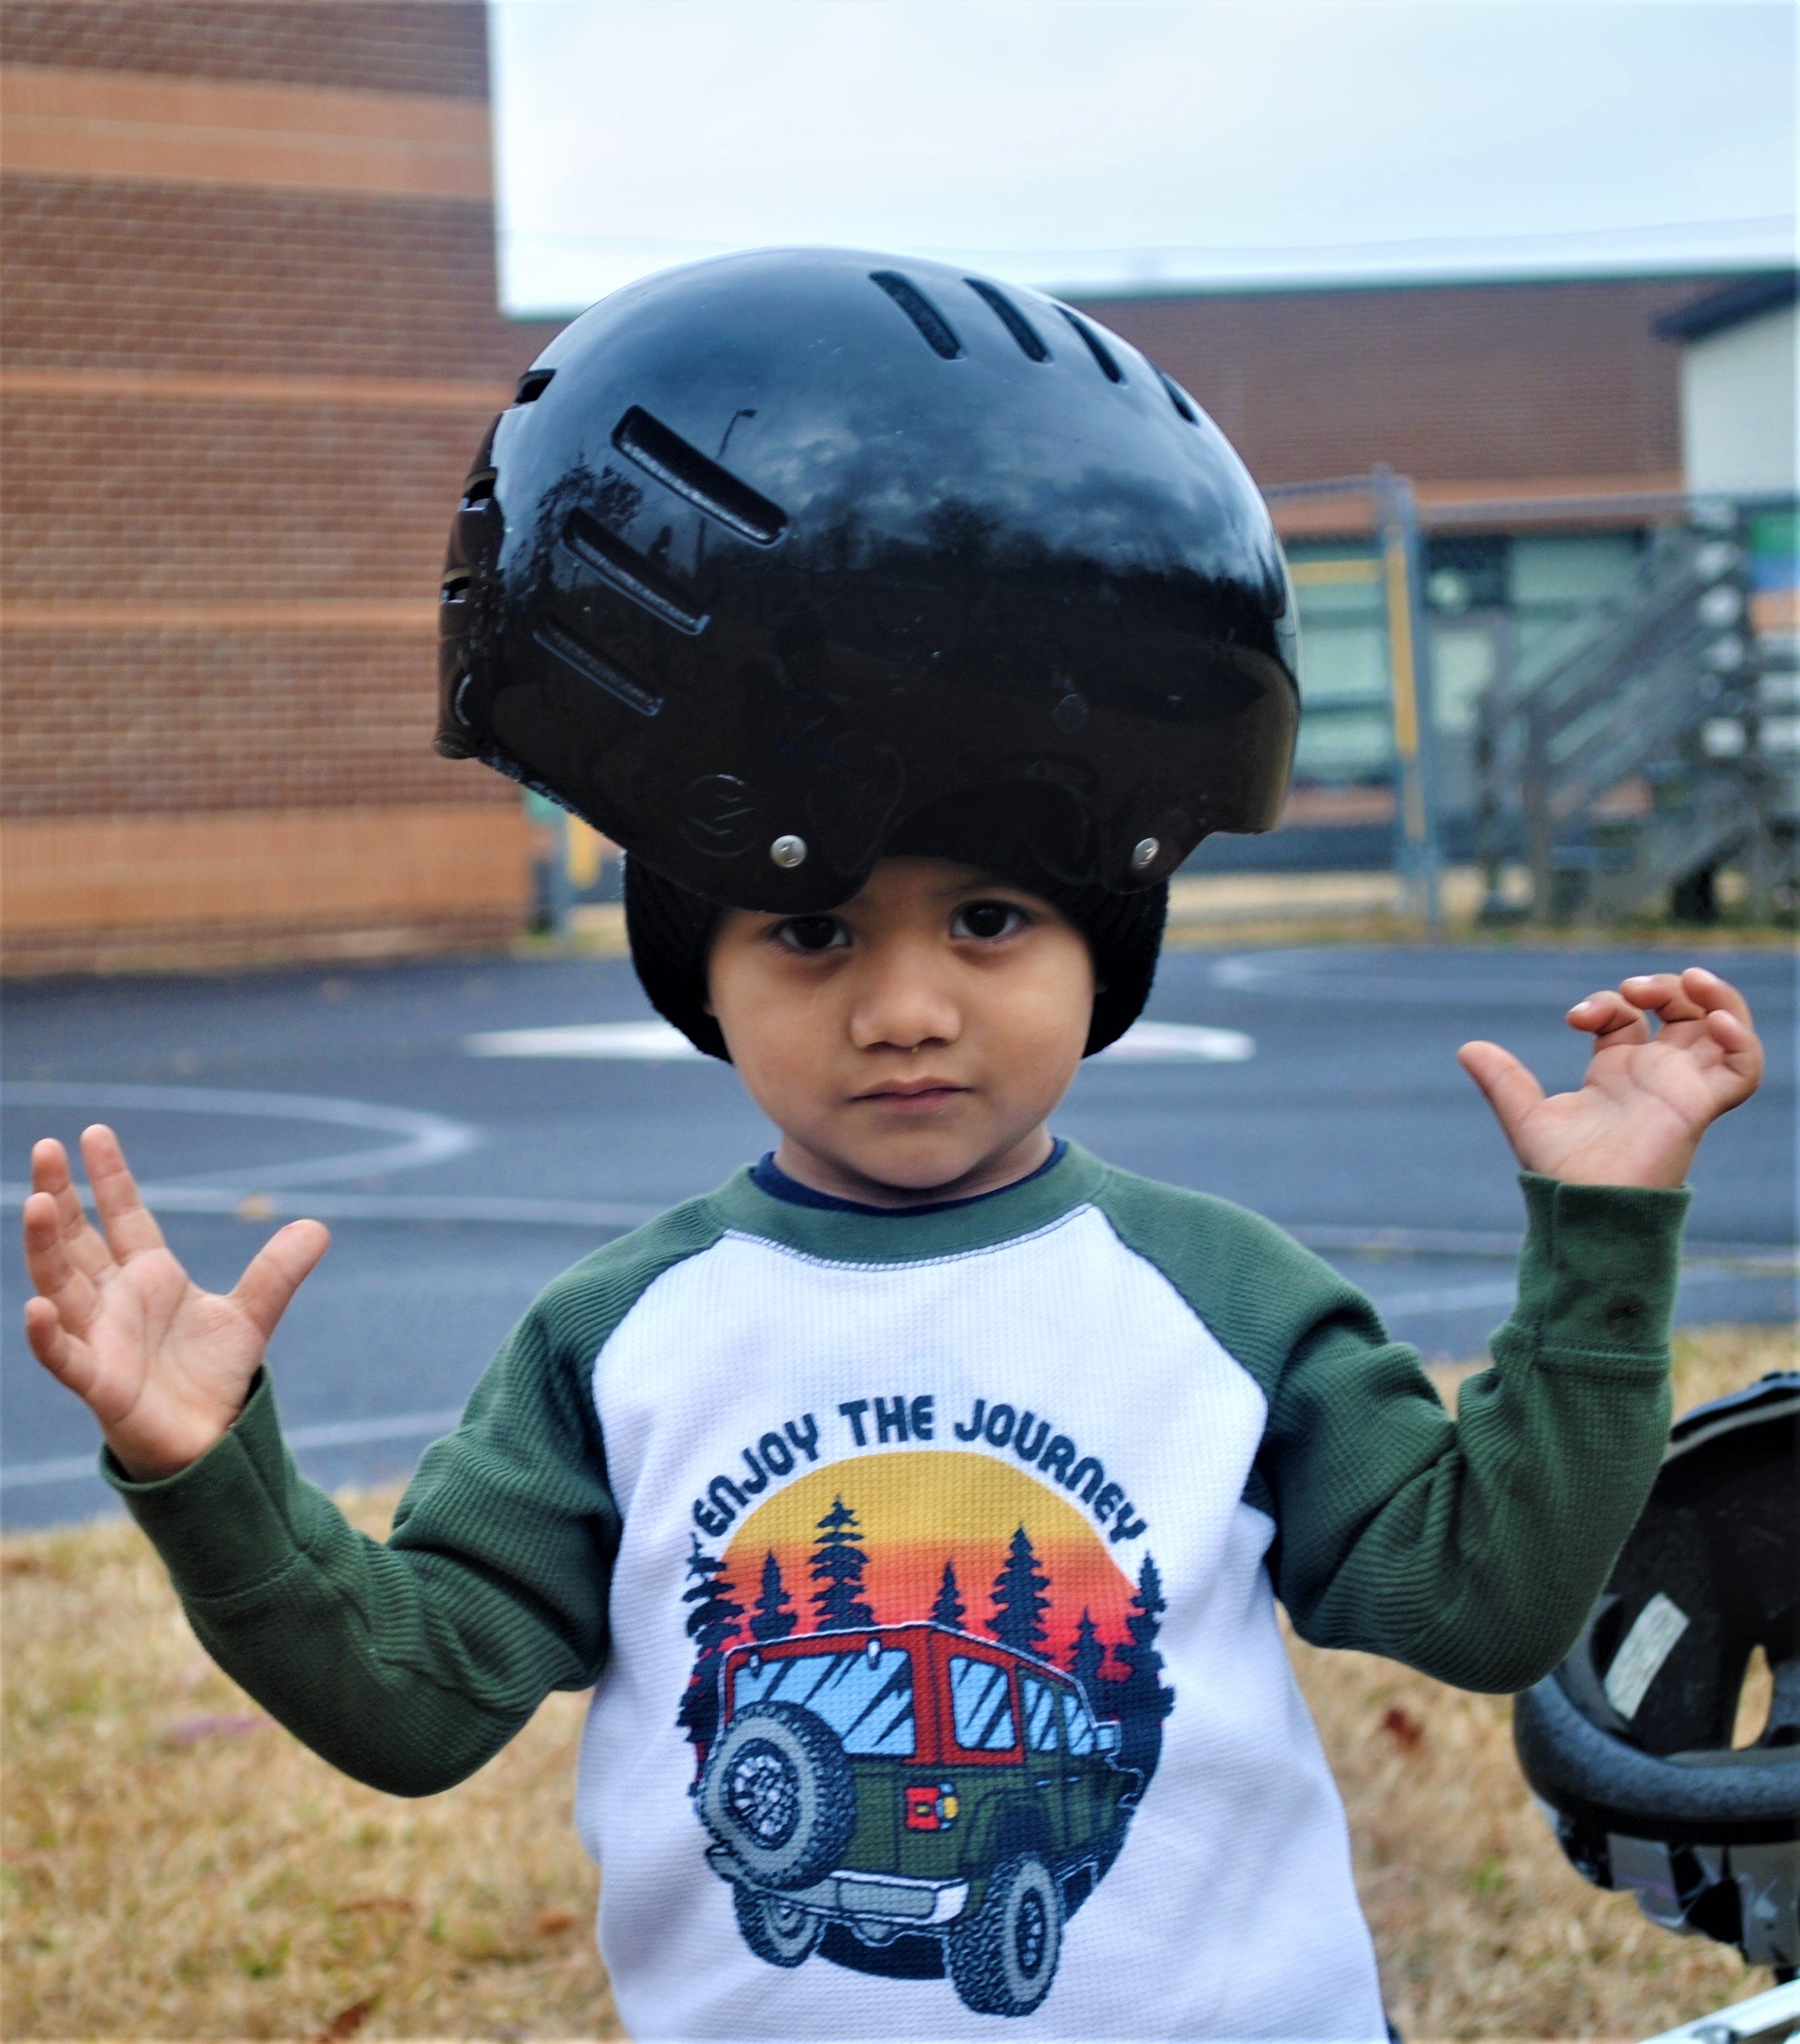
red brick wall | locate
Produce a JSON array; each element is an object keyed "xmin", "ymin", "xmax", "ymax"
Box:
[
  {"xmin": 0, "ymin": 1, "xmax": 489, "ymax": 98},
  {"xmin": 0, "ymin": 1, "xmax": 560, "ymax": 971},
  {"xmin": 1, "ymin": 177, "xmax": 558, "ymax": 377},
  {"xmin": 1078, "ymin": 274, "xmax": 1709, "ymax": 493}
]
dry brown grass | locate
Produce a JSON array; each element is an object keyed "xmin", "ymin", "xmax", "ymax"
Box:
[
  {"xmin": 2, "ymin": 1487, "xmax": 617, "ymax": 2043},
  {"xmin": 3, "ymin": 1324, "xmax": 1792, "ymax": 2039}
]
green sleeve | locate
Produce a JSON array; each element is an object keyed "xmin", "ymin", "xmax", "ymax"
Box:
[
  {"xmin": 1094, "ymin": 1167, "xmax": 1690, "ymax": 1694},
  {"xmin": 103, "ymin": 1203, "xmax": 722, "ymax": 1797}
]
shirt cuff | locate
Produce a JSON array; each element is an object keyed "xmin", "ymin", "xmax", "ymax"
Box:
[
  {"xmin": 102, "ymin": 1369, "xmax": 305, "ymax": 1600},
  {"xmin": 1511, "ymin": 1169, "xmax": 1691, "ymax": 1365}
]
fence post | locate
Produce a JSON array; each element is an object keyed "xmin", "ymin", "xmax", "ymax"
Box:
[
  {"xmin": 1523, "ymin": 708, "xmax": 1553, "ymax": 922},
  {"xmin": 1374, "ymin": 466, "xmax": 1443, "ymax": 931}
]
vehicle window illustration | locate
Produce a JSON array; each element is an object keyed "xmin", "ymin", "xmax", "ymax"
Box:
[
  {"xmin": 949, "ymin": 1655, "xmax": 1016, "ymax": 1751},
  {"xmin": 734, "ymin": 1646, "xmax": 917, "ymax": 1756},
  {"xmin": 1022, "ymin": 1675, "xmax": 1060, "ymax": 1752},
  {"xmin": 1063, "ymin": 1691, "xmax": 1098, "ymax": 1755}
]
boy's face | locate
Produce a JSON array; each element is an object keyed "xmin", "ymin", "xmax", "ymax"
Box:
[{"xmin": 707, "ymin": 857, "xmax": 1094, "ymax": 1206}]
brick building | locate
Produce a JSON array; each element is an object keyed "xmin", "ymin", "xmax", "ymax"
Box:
[
  {"xmin": 0, "ymin": 0, "xmax": 558, "ymax": 972},
  {"xmin": 0, "ymin": 2, "xmax": 1760, "ymax": 968}
]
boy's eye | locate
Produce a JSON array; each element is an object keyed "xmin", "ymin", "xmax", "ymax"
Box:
[
  {"xmin": 776, "ymin": 915, "xmax": 848, "ymax": 954},
  {"xmin": 952, "ymin": 900, "xmax": 1026, "ymax": 942}
]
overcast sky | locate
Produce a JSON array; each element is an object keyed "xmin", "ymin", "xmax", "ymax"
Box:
[{"xmin": 492, "ymin": 0, "xmax": 1796, "ymax": 318}]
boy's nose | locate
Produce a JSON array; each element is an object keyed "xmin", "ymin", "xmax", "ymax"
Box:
[{"xmin": 847, "ymin": 950, "xmax": 963, "ymax": 1055}]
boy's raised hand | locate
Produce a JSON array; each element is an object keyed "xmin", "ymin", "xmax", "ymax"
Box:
[
  {"xmin": 21, "ymin": 1125, "xmax": 328, "ymax": 1482},
  {"xmin": 1457, "ymin": 966, "xmax": 1764, "ymax": 1190}
]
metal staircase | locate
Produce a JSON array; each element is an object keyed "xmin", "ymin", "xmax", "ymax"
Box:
[{"xmin": 1473, "ymin": 515, "xmax": 1778, "ymax": 922}]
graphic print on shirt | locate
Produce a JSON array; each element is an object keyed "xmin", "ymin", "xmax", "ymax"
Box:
[{"xmin": 676, "ymin": 1411, "xmax": 1174, "ymax": 2020}]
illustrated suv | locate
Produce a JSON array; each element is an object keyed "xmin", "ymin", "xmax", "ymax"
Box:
[{"xmin": 695, "ymin": 1621, "xmax": 1136, "ymax": 2018}]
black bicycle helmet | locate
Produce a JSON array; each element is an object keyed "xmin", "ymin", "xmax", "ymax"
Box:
[
  {"xmin": 1514, "ymin": 1372, "xmax": 1800, "ymax": 1977},
  {"xmin": 435, "ymin": 246, "xmax": 1299, "ymax": 913}
]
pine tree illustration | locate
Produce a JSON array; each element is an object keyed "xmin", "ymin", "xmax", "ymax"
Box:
[
  {"xmin": 676, "ymin": 1536, "xmax": 742, "ymax": 1758},
  {"xmin": 931, "ymin": 1559, "xmax": 967, "ymax": 1632},
  {"xmin": 749, "ymin": 1550, "xmax": 798, "ymax": 1644},
  {"xmin": 1068, "ymin": 1608, "xmax": 1107, "ymax": 1697},
  {"xmin": 988, "ymin": 1524, "xmax": 1051, "ymax": 1655},
  {"xmin": 810, "ymin": 1497, "xmax": 875, "ymax": 1630},
  {"xmin": 1111, "ymin": 1553, "xmax": 1176, "ymax": 1783}
]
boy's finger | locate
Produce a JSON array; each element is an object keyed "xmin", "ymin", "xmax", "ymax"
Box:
[
  {"xmin": 1567, "ymin": 991, "xmax": 1649, "ymax": 1043},
  {"xmin": 1702, "ymin": 1005, "xmax": 1766, "ymax": 1093},
  {"xmin": 21, "ymin": 1189, "xmax": 103, "ymax": 1333},
  {"xmin": 1680, "ymin": 965, "xmax": 1756, "ymax": 1030},
  {"xmin": 80, "ymin": 1124, "xmax": 167, "ymax": 1261},
  {"xmin": 228, "ymin": 1220, "xmax": 331, "ymax": 1341},
  {"xmin": 29, "ymin": 1135, "xmax": 71, "ymax": 1195},
  {"xmin": 23, "ymin": 1294, "xmax": 93, "ymax": 1393},
  {"xmin": 1619, "ymin": 972, "xmax": 1707, "ymax": 1024},
  {"xmin": 30, "ymin": 1137, "xmax": 116, "ymax": 1282},
  {"xmin": 1457, "ymin": 1040, "xmax": 1545, "ymax": 1138}
]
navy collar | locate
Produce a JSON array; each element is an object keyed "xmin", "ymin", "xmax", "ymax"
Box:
[{"xmin": 749, "ymin": 1139, "xmax": 1068, "ymax": 1219}]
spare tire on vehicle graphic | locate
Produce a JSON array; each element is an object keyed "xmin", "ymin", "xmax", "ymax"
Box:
[{"xmin": 699, "ymin": 1701, "xmax": 856, "ymax": 1890}]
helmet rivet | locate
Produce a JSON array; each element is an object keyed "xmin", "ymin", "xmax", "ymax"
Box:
[
  {"xmin": 769, "ymin": 834, "xmax": 808, "ymax": 869},
  {"xmin": 1130, "ymin": 836, "xmax": 1160, "ymax": 873}
]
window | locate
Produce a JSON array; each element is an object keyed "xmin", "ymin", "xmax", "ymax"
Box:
[
  {"xmin": 1062, "ymin": 1693, "xmax": 1097, "ymax": 1756},
  {"xmin": 949, "ymin": 1655, "xmax": 1017, "ymax": 1751},
  {"xmin": 1022, "ymin": 1675, "xmax": 1060, "ymax": 1754},
  {"xmin": 734, "ymin": 1646, "xmax": 916, "ymax": 1756},
  {"xmin": 1288, "ymin": 553, "xmax": 1394, "ymax": 785}
]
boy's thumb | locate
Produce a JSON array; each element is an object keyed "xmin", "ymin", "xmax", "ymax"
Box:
[
  {"xmin": 230, "ymin": 1219, "xmax": 331, "ymax": 1338},
  {"xmin": 1457, "ymin": 1040, "xmax": 1545, "ymax": 1143}
]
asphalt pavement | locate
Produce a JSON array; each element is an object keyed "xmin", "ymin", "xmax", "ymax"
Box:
[{"xmin": 2, "ymin": 943, "xmax": 1791, "ymax": 1529}]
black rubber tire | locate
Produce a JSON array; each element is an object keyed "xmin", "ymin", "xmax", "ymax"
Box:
[
  {"xmin": 733, "ymin": 1884, "xmax": 824, "ymax": 1967},
  {"xmin": 699, "ymin": 1702, "xmax": 856, "ymax": 1891},
  {"xmin": 946, "ymin": 1852, "xmax": 1063, "ymax": 2018}
]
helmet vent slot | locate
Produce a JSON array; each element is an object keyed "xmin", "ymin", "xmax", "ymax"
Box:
[
  {"xmin": 1057, "ymin": 307, "xmax": 1124, "ymax": 384},
  {"xmin": 1156, "ymin": 370, "xmax": 1197, "ymax": 423},
  {"xmin": 613, "ymin": 406, "xmax": 788, "ymax": 545},
  {"xmin": 869, "ymin": 270, "xmax": 964, "ymax": 359},
  {"xmin": 964, "ymin": 278, "xmax": 1050, "ymax": 362},
  {"xmin": 534, "ymin": 618, "xmax": 663, "ymax": 718},
  {"xmin": 514, "ymin": 369, "xmax": 556, "ymax": 404},
  {"xmin": 563, "ymin": 507, "xmax": 708, "ymax": 636},
  {"xmin": 461, "ymin": 470, "xmax": 496, "ymax": 506}
]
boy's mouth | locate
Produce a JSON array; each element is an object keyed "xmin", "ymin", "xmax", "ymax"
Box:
[{"xmin": 855, "ymin": 1077, "xmax": 970, "ymax": 1111}]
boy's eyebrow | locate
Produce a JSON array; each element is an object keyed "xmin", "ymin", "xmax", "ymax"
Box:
[{"xmin": 927, "ymin": 872, "xmax": 1039, "ymax": 900}]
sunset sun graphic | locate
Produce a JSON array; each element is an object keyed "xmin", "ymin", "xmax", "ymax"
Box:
[{"xmin": 706, "ymin": 1450, "xmax": 1153, "ymax": 1679}]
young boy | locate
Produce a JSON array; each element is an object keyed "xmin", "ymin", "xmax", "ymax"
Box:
[{"xmin": 23, "ymin": 251, "xmax": 1765, "ymax": 2040}]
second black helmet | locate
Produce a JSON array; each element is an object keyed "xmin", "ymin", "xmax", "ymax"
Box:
[{"xmin": 437, "ymin": 247, "xmax": 1300, "ymax": 912}]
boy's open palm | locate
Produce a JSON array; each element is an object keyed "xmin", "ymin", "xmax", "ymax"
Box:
[
  {"xmin": 21, "ymin": 1126, "xmax": 328, "ymax": 1481},
  {"xmin": 1457, "ymin": 966, "xmax": 1764, "ymax": 1189}
]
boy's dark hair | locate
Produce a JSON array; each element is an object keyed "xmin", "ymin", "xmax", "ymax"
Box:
[{"xmin": 626, "ymin": 794, "xmax": 1169, "ymax": 1060}]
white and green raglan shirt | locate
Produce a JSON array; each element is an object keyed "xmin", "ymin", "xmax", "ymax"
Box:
[{"xmin": 108, "ymin": 1142, "xmax": 1689, "ymax": 2042}]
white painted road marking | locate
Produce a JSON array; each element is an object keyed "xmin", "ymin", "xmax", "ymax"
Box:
[
  {"xmin": 2, "ymin": 1082, "xmax": 480, "ymax": 1187},
  {"xmin": 466, "ymin": 1020, "xmax": 706, "ymax": 1059},
  {"xmin": 1, "ymin": 1405, "xmax": 467, "ymax": 1491},
  {"xmin": 0, "ymin": 1185, "xmax": 664, "ymax": 1227}
]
